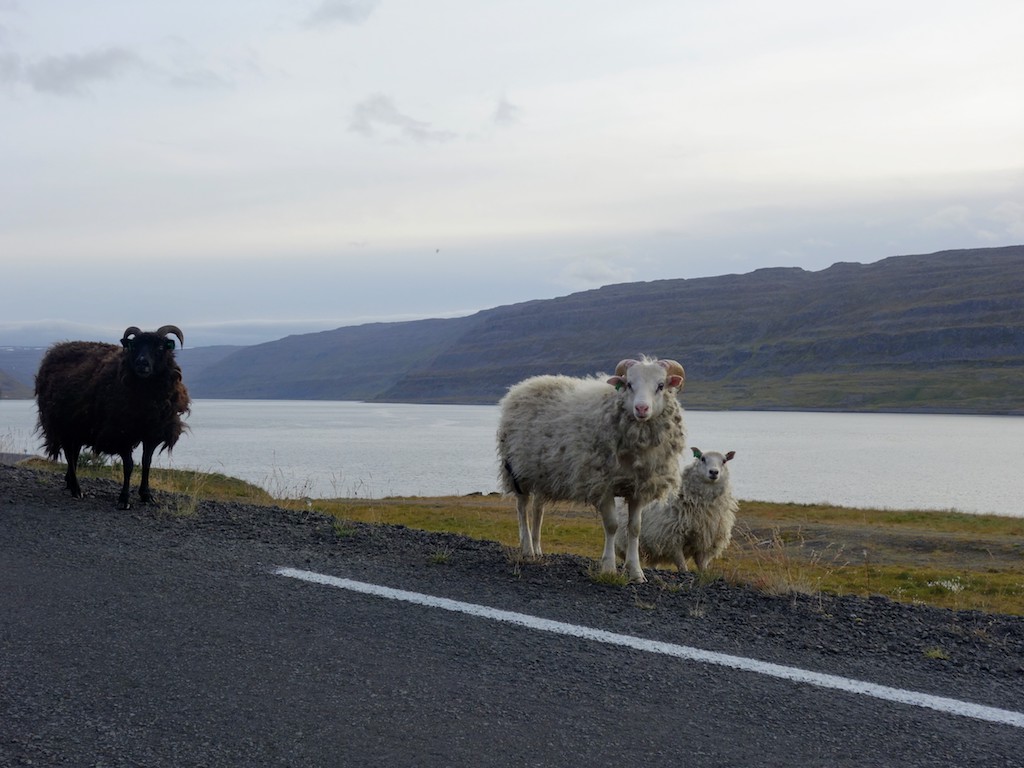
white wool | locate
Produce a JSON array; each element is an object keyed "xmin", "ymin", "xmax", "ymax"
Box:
[
  {"xmin": 496, "ymin": 357, "xmax": 686, "ymax": 582},
  {"xmin": 615, "ymin": 448, "xmax": 738, "ymax": 572}
]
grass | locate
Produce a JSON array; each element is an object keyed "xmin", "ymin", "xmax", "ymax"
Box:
[
  {"xmin": 23, "ymin": 459, "xmax": 1024, "ymax": 616},
  {"xmin": 302, "ymin": 495, "xmax": 1024, "ymax": 615}
]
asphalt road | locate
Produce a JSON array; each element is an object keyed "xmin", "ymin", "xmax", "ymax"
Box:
[{"xmin": 2, "ymin": 466, "xmax": 1023, "ymax": 767}]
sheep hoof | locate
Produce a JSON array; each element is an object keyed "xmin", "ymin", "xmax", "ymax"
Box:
[{"xmin": 628, "ymin": 571, "xmax": 648, "ymax": 584}]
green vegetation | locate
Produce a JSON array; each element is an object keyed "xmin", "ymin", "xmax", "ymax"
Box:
[
  {"xmin": 309, "ymin": 495, "xmax": 1023, "ymax": 615},
  {"xmin": 681, "ymin": 365, "xmax": 1024, "ymax": 413},
  {"xmin": 26, "ymin": 460, "xmax": 1024, "ymax": 616}
]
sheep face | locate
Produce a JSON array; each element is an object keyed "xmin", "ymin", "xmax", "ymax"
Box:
[
  {"xmin": 121, "ymin": 325, "xmax": 184, "ymax": 380},
  {"xmin": 607, "ymin": 358, "xmax": 685, "ymax": 422},
  {"xmin": 690, "ymin": 447, "xmax": 736, "ymax": 484}
]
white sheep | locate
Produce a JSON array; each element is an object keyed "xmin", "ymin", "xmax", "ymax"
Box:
[
  {"xmin": 615, "ymin": 447, "xmax": 738, "ymax": 572},
  {"xmin": 497, "ymin": 356, "xmax": 686, "ymax": 583}
]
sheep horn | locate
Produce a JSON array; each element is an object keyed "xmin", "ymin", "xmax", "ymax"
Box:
[
  {"xmin": 121, "ymin": 326, "xmax": 142, "ymax": 343},
  {"xmin": 658, "ymin": 358, "xmax": 685, "ymax": 385},
  {"xmin": 614, "ymin": 359, "xmax": 639, "ymax": 376},
  {"xmin": 156, "ymin": 325, "xmax": 185, "ymax": 348}
]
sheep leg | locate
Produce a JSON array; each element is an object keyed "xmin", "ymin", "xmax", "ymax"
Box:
[
  {"xmin": 516, "ymin": 494, "xmax": 536, "ymax": 557},
  {"xmin": 596, "ymin": 496, "xmax": 620, "ymax": 576},
  {"xmin": 622, "ymin": 498, "xmax": 647, "ymax": 583},
  {"xmin": 138, "ymin": 442, "xmax": 157, "ymax": 504},
  {"xmin": 117, "ymin": 451, "xmax": 135, "ymax": 509},
  {"xmin": 530, "ymin": 497, "xmax": 544, "ymax": 556},
  {"xmin": 673, "ymin": 552, "xmax": 690, "ymax": 572},
  {"xmin": 63, "ymin": 444, "xmax": 82, "ymax": 498}
]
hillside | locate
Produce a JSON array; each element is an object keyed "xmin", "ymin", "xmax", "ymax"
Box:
[
  {"xmin": 184, "ymin": 245, "xmax": 1024, "ymax": 413},
  {"xmin": 0, "ymin": 345, "xmax": 242, "ymax": 401},
  {"xmin": 4, "ymin": 246, "xmax": 1022, "ymax": 413},
  {"xmin": 0, "ymin": 369, "xmax": 32, "ymax": 399}
]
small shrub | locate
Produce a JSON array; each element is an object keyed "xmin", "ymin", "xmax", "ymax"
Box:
[
  {"xmin": 78, "ymin": 450, "xmax": 111, "ymax": 469},
  {"xmin": 428, "ymin": 547, "xmax": 453, "ymax": 565},
  {"xmin": 587, "ymin": 563, "xmax": 631, "ymax": 586},
  {"xmin": 332, "ymin": 519, "xmax": 357, "ymax": 538}
]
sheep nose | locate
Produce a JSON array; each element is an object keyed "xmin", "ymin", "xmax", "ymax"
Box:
[
  {"xmin": 709, "ymin": 470, "xmax": 719, "ymax": 480},
  {"xmin": 634, "ymin": 404, "xmax": 650, "ymax": 419}
]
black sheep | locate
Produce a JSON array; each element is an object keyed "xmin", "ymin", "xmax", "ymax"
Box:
[{"xmin": 34, "ymin": 325, "xmax": 192, "ymax": 509}]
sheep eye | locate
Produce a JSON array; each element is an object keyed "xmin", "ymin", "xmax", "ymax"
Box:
[{"xmin": 657, "ymin": 382, "xmax": 665, "ymax": 392}]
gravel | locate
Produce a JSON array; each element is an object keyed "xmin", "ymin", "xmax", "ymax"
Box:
[
  {"xmin": 4, "ymin": 463, "xmax": 1022, "ymax": 683},
  {"xmin": 3, "ymin": 462, "xmax": 1023, "ymax": 765}
]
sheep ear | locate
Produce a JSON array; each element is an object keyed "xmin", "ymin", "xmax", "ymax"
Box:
[
  {"xmin": 606, "ymin": 375, "xmax": 625, "ymax": 391},
  {"xmin": 691, "ymin": 447, "xmax": 702, "ymax": 458},
  {"xmin": 725, "ymin": 451, "xmax": 735, "ymax": 461}
]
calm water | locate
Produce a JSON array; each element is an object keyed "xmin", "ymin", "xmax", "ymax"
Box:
[{"xmin": 2, "ymin": 400, "xmax": 1022, "ymax": 517}]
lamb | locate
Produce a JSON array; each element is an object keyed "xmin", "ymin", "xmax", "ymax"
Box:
[
  {"xmin": 615, "ymin": 447, "xmax": 738, "ymax": 572},
  {"xmin": 34, "ymin": 325, "xmax": 192, "ymax": 509},
  {"xmin": 497, "ymin": 356, "xmax": 686, "ymax": 583}
]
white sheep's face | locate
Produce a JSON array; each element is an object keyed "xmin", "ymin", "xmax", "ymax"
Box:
[
  {"xmin": 692, "ymin": 450, "xmax": 735, "ymax": 484},
  {"xmin": 610, "ymin": 362, "xmax": 677, "ymax": 422}
]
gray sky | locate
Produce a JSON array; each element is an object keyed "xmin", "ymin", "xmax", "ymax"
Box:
[{"xmin": 2, "ymin": 0, "xmax": 1022, "ymax": 348}]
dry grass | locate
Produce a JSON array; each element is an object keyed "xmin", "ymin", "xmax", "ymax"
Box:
[
  {"xmin": 22, "ymin": 460, "xmax": 1024, "ymax": 615},
  {"xmin": 308, "ymin": 495, "xmax": 1024, "ymax": 615}
]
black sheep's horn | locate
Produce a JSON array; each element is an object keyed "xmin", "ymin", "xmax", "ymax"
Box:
[
  {"xmin": 156, "ymin": 325, "xmax": 185, "ymax": 348},
  {"xmin": 122, "ymin": 326, "xmax": 143, "ymax": 343}
]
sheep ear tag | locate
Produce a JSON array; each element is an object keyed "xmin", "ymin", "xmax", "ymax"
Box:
[{"xmin": 165, "ymin": 340, "xmax": 176, "ymax": 350}]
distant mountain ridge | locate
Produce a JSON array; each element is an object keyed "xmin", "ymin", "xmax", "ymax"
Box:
[
  {"xmin": 3, "ymin": 246, "xmax": 1021, "ymax": 413},
  {"xmin": 184, "ymin": 245, "xmax": 1024, "ymax": 414}
]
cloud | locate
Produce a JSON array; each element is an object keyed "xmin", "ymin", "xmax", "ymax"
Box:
[
  {"xmin": 988, "ymin": 201, "xmax": 1024, "ymax": 238},
  {"xmin": 917, "ymin": 200, "xmax": 1024, "ymax": 241},
  {"xmin": 305, "ymin": 0, "xmax": 378, "ymax": 27},
  {"xmin": 920, "ymin": 205, "xmax": 972, "ymax": 231},
  {"xmin": 557, "ymin": 255, "xmax": 636, "ymax": 290},
  {"xmin": 0, "ymin": 52, "xmax": 19, "ymax": 86},
  {"xmin": 349, "ymin": 93, "xmax": 456, "ymax": 143},
  {"xmin": 25, "ymin": 47, "xmax": 143, "ymax": 95},
  {"xmin": 493, "ymin": 95, "xmax": 521, "ymax": 127},
  {"xmin": 167, "ymin": 67, "xmax": 232, "ymax": 90}
]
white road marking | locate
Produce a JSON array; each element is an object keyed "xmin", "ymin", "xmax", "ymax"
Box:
[{"xmin": 275, "ymin": 566, "xmax": 1024, "ymax": 729}]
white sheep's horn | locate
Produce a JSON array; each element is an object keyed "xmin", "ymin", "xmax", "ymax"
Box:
[
  {"xmin": 156, "ymin": 325, "xmax": 185, "ymax": 348},
  {"xmin": 614, "ymin": 359, "xmax": 639, "ymax": 376},
  {"xmin": 658, "ymin": 358, "xmax": 685, "ymax": 383}
]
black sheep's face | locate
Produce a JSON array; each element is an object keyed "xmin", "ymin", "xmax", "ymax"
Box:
[{"xmin": 122, "ymin": 335, "xmax": 174, "ymax": 379}]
